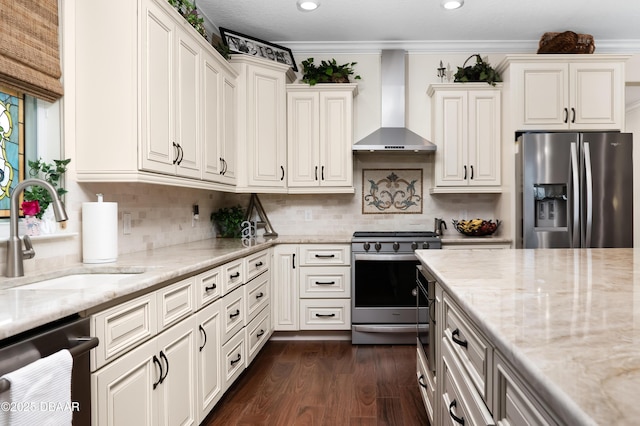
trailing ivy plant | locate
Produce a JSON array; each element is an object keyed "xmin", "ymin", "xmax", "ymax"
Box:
[
  {"xmin": 167, "ymin": 0, "xmax": 207, "ymax": 40},
  {"xmin": 301, "ymin": 58, "xmax": 361, "ymax": 86},
  {"xmin": 454, "ymin": 54, "xmax": 501, "ymax": 86}
]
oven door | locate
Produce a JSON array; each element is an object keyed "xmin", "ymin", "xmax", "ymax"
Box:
[
  {"xmin": 351, "ymin": 253, "xmax": 420, "ymax": 325},
  {"xmin": 351, "ymin": 253, "xmax": 421, "ymax": 344}
]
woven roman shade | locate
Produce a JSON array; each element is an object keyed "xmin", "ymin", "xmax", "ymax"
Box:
[{"xmin": 0, "ymin": 0, "xmax": 63, "ymax": 102}]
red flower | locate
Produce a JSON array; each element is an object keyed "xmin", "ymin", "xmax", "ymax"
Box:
[{"xmin": 22, "ymin": 200, "xmax": 40, "ymax": 216}]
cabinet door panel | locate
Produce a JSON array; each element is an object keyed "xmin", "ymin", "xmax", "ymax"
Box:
[
  {"xmin": 196, "ymin": 300, "xmax": 223, "ymax": 422},
  {"xmin": 221, "ymin": 74, "xmax": 238, "ymax": 182},
  {"xmin": 272, "ymin": 245, "xmax": 299, "ymax": 330},
  {"xmin": 250, "ymin": 70, "xmax": 287, "ymax": 187},
  {"xmin": 288, "ymin": 92, "xmax": 320, "ymax": 186},
  {"xmin": 468, "ymin": 90, "xmax": 500, "ymax": 186},
  {"xmin": 175, "ymin": 29, "xmax": 201, "ymax": 178},
  {"xmin": 436, "ymin": 92, "xmax": 467, "ymax": 185},
  {"xmin": 521, "ymin": 65, "xmax": 568, "ymax": 128},
  {"xmin": 202, "ymin": 55, "xmax": 223, "ymax": 180},
  {"xmin": 157, "ymin": 317, "xmax": 197, "ymax": 426},
  {"xmin": 320, "ymin": 92, "xmax": 352, "ymax": 186},
  {"xmin": 571, "ymin": 63, "xmax": 622, "ymax": 128},
  {"xmin": 141, "ymin": 2, "xmax": 175, "ymax": 174},
  {"xmin": 91, "ymin": 338, "xmax": 158, "ymax": 426}
]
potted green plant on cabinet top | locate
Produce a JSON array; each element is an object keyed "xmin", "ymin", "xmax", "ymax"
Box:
[{"xmin": 300, "ymin": 58, "xmax": 361, "ymax": 85}]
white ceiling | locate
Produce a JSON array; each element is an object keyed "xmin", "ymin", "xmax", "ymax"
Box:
[
  {"xmin": 198, "ymin": 0, "xmax": 640, "ymax": 51},
  {"xmin": 197, "ymin": 0, "xmax": 640, "ymax": 105}
]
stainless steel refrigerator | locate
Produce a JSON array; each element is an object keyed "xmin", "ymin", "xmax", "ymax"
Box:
[{"xmin": 516, "ymin": 132, "xmax": 633, "ymax": 248}]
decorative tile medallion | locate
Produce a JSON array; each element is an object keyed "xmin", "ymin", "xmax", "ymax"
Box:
[{"xmin": 362, "ymin": 169, "xmax": 423, "ymax": 214}]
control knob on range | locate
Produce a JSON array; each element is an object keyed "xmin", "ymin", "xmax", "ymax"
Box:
[
  {"xmin": 363, "ymin": 242, "xmax": 370, "ymax": 251},
  {"xmin": 422, "ymin": 242, "xmax": 430, "ymax": 249},
  {"xmin": 393, "ymin": 242, "xmax": 400, "ymax": 251},
  {"xmin": 411, "ymin": 242, "xmax": 418, "ymax": 250},
  {"xmin": 374, "ymin": 242, "xmax": 382, "ymax": 251}
]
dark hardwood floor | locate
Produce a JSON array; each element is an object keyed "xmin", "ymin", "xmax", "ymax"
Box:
[{"xmin": 202, "ymin": 340, "xmax": 429, "ymax": 426}]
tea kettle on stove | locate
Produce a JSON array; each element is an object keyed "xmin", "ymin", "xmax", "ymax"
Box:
[{"xmin": 434, "ymin": 218, "xmax": 447, "ymax": 236}]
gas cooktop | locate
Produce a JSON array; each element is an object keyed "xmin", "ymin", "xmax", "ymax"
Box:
[{"xmin": 352, "ymin": 231, "xmax": 438, "ymax": 238}]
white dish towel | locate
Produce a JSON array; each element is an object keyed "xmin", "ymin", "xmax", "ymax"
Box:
[{"xmin": 0, "ymin": 349, "xmax": 73, "ymax": 426}]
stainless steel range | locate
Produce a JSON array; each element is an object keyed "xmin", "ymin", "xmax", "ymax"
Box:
[{"xmin": 351, "ymin": 231, "xmax": 441, "ymax": 344}]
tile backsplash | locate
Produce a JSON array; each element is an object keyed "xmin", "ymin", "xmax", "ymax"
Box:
[{"xmin": 0, "ymin": 155, "xmax": 499, "ymax": 276}]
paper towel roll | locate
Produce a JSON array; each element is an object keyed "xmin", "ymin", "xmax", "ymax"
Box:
[{"xmin": 82, "ymin": 196, "xmax": 118, "ymax": 263}]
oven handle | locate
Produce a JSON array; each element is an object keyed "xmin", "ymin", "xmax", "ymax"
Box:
[
  {"xmin": 352, "ymin": 325, "xmax": 418, "ymax": 334},
  {"xmin": 353, "ymin": 253, "xmax": 417, "ymax": 262}
]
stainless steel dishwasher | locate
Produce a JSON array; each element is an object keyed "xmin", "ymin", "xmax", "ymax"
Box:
[{"xmin": 0, "ymin": 315, "xmax": 99, "ymax": 425}]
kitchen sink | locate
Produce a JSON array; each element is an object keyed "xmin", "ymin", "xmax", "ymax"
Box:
[{"xmin": 15, "ymin": 273, "xmax": 142, "ymax": 290}]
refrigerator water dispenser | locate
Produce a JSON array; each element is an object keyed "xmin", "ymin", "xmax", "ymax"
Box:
[{"xmin": 533, "ymin": 184, "xmax": 567, "ymax": 229}]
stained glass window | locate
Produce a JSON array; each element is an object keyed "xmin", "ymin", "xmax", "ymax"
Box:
[{"xmin": 0, "ymin": 86, "xmax": 24, "ymax": 217}]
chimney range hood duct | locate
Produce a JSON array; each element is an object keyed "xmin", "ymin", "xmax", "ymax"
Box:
[{"xmin": 353, "ymin": 50, "xmax": 436, "ymax": 153}]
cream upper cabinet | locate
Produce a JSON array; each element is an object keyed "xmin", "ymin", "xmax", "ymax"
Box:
[
  {"xmin": 73, "ymin": 0, "xmax": 237, "ymax": 191},
  {"xmin": 143, "ymin": 19, "xmax": 201, "ymax": 179},
  {"xmin": 428, "ymin": 84, "xmax": 502, "ymax": 193},
  {"xmin": 202, "ymin": 51, "xmax": 238, "ymax": 185},
  {"xmin": 231, "ymin": 56, "xmax": 295, "ymax": 193},
  {"xmin": 286, "ymin": 84, "xmax": 357, "ymax": 193},
  {"xmin": 498, "ymin": 54, "xmax": 628, "ymax": 131}
]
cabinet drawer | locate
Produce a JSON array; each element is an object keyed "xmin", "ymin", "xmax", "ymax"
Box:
[
  {"xmin": 245, "ymin": 270, "xmax": 270, "ymax": 323},
  {"xmin": 299, "ymin": 299, "xmax": 350, "ymax": 330},
  {"xmin": 221, "ymin": 328, "xmax": 245, "ymax": 390},
  {"xmin": 157, "ymin": 277, "xmax": 195, "ymax": 331},
  {"xmin": 245, "ymin": 306, "xmax": 271, "ymax": 365},
  {"xmin": 222, "ymin": 258, "xmax": 244, "ymax": 295},
  {"xmin": 443, "ymin": 293, "xmax": 491, "ymax": 402},
  {"xmin": 91, "ymin": 293, "xmax": 157, "ymax": 371},
  {"xmin": 299, "ymin": 266, "xmax": 350, "ymax": 298},
  {"xmin": 221, "ymin": 286, "xmax": 245, "ymax": 343},
  {"xmin": 245, "ymin": 250, "xmax": 270, "ymax": 282},
  {"xmin": 195, "ymin": 266, "xmax": 222, "ymax": 309},
  {"xmin": 299, "ymin": 244, "xmax": 350, "ymax": 266},
  {"xmin": 440, "ymin": 338, "xmax": 494, "ymax": 426}
]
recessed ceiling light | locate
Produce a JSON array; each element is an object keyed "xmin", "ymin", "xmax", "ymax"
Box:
[
  {"xmin": 297, "ymin": 0, "xmax": 320, "ymax": 12},
  {"xmin": 441, "ymin": 0, "xmax": 464, "ymax": 10}
]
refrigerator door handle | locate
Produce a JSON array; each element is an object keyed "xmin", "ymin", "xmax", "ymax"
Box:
[
  {"xmin": 583, "ymin": 142, "xmax": 593, "ymax": 247},
  {"xmin": 570, "ymin": 142, "xmax": 580, "ymax": 248}
]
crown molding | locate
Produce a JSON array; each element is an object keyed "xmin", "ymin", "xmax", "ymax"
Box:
[{"xmin": 274, "ymin": 39, "xmax": 640, "ymax": 54}]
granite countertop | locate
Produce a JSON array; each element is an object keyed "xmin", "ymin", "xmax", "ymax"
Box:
[
  {"xmin": 415, "ymin": 248, "xmax": 640, "ymax": 426},
  {"xmin": 0, "ymin": 235, "xmax": 351, "ymax": 340}
]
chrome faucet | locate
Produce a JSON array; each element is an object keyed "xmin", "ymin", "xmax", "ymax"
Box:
[{"xmin": 6, "ymin": 178, "xmax": 69, "ymax": 277}]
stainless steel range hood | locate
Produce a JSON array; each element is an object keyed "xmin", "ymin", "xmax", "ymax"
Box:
[{"xmin": 353, "ymin": 50, "xmax": 436, "ymax": 153}]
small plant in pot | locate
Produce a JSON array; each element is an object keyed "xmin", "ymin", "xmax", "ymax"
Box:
[
  {"xmin": 210, "ymin": 205, "xmax": 245, "ymax": 238},
  {"xmin": 22, "ymin": 158, "xmax": 70, "ymax": 220},
  {"xmin": 301, "ymin": 58, "xmax": 361, "ymax": 85},
  {"xmin": 454, "ymin": 54, "xmax": 501, "ymax": 86}
]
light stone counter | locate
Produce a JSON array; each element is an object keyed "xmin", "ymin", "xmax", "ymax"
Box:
[
  {"xmin": 415, "ymin": 248, "xmax": 640, "ymax": 426},
  {"xmin": 0, "ymin": 235, "xmax": 351, "ymax": 340}
]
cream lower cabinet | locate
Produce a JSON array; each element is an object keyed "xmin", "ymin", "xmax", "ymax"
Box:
[
  {"xmin": 498, "ymin": 55, "xmax": 628, "ymax": 131},
  {"xmin": 231, "ymin": 56, "xmax": 295, "ymax": 193},
  {"xmin": 195, "ymin": 299, "xmax": 223, "ymax": 423},
  {"xmin": 431, "ymin": 279, "xmax": 560, "ymax": 425},
  {"xmin": 272, "ymin": 244, "xmax": 300, "ymax": 330},
  {"xmin": 286, "ymin": 84, "xmax": 357, "ymax": 193},
  {"xmin": 92, "ymin": 315, "xmax": 198, "ymax": 426},
  {"xmin": 428, "ymin": 84, "xmax": 502, "ymax": 193},
  {"xmin": 91, "ymin": 248, "xmax": 272, "ymax": 426},
  {"xmin": 272, "ymin": 244, "xmax": 351, "ymax": 331},
  {"xmin": 73, "ymin": 0, "xmax": 237, "ymax": 191}
]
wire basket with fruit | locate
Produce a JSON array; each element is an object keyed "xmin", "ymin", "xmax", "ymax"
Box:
[{"xmin": 452, "ymin": 219, "xmax": 500, "ymax": 237}]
